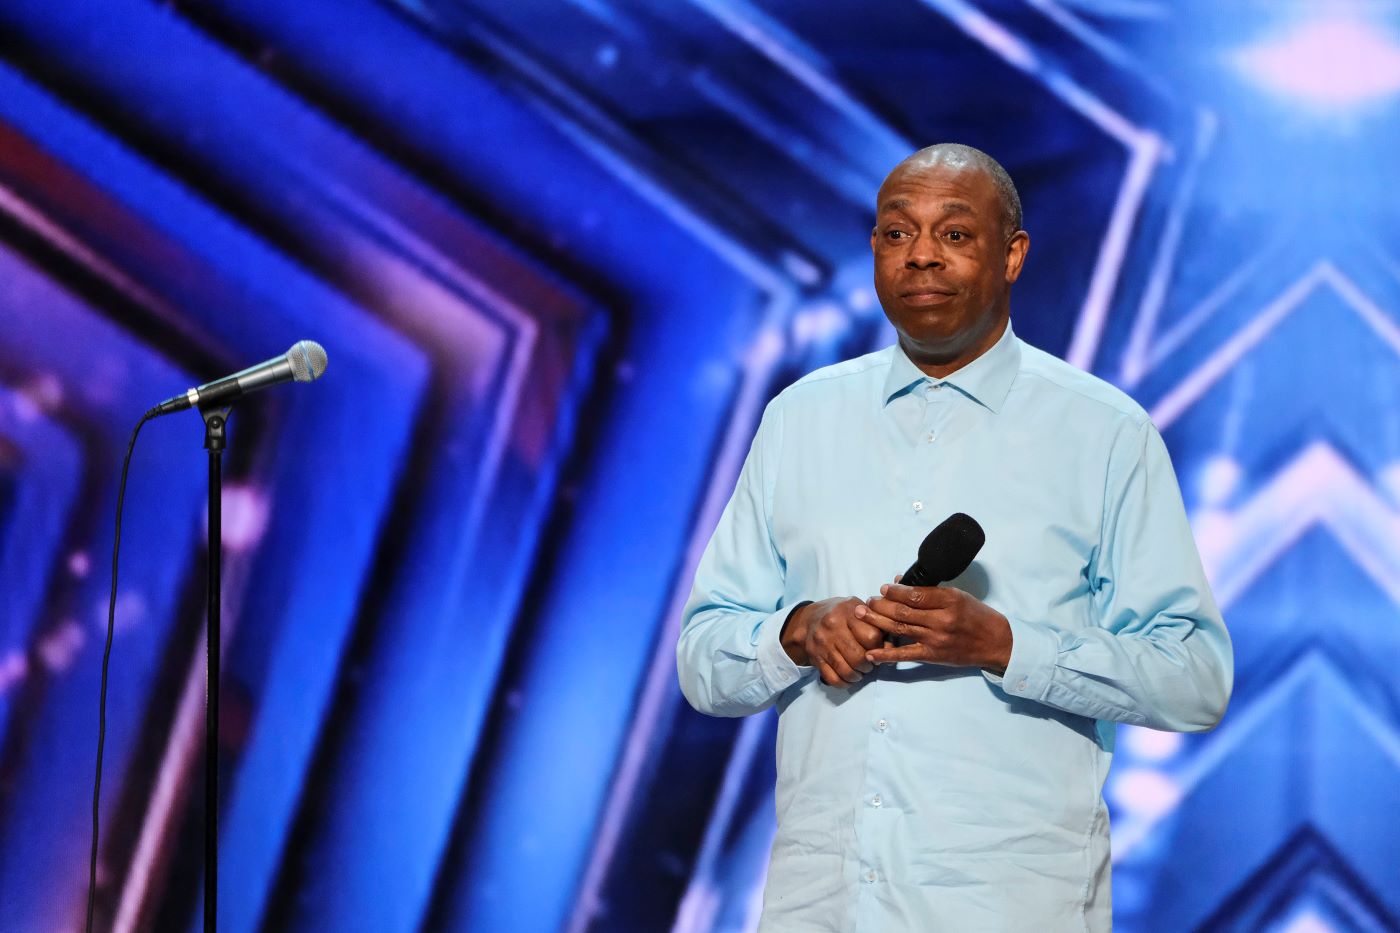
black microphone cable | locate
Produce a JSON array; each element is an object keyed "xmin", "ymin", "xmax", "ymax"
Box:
[{"xmin": 86, "ymin": 406, "xmax": 158, "ymax": 933}]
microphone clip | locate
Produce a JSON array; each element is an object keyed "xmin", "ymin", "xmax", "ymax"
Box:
[{"xmin": 201, "ymin": 405, "xmax": 232, "ymax": 452}]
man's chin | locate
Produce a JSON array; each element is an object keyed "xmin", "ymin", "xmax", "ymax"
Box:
[{"xmin": 895, "ymin": 305, "xmax": 963, "ymax": 333}]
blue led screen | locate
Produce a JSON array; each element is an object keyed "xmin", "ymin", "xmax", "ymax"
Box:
[{"xmin": 0, "ymin": 1, "xmax": 1397, "ymax": 930}]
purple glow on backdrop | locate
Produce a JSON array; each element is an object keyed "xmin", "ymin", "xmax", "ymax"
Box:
[{"xmin": 1234, "ymin": 15, "xmax": 1400, "ymax": 109}]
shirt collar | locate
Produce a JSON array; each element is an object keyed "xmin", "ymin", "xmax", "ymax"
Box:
[{"xmin": 881, "ymin": 320, "xmax": 1021, "ymax": 413}]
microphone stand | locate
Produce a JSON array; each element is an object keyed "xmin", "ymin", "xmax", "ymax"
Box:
[{"xmin": 200, "ymin": 405, "xmax": 230, "ymax": 933}]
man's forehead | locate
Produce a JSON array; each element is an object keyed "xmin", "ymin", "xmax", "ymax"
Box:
[
  {"xmin": 878, "ymin": 195, "xmax": 976, "ymax": 215},
  {"xmin": 876, "ymin": 163, "xmax": 996, "ymax": 212}
]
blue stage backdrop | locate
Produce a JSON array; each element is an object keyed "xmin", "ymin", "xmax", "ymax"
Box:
[{"xmin": 1, "ymin": 1, "xmax": 1397, "ymax": 930}]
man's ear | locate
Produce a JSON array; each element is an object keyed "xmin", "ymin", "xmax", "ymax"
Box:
[{"xmin": 1004, "ymin": 230, "xmax": 1030, "ymax": 284}]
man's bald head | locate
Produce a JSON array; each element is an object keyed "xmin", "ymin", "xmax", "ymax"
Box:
[{"xmin": 881, "ymin": 144, "xmax": 1022, "ymax": 237}]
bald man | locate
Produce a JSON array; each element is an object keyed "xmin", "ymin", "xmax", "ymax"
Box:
[{"xmin": 678, "ymin": 144, "xmax": 1232, "ymax": 932}]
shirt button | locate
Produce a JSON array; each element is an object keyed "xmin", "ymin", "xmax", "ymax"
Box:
[
  {"xmin": 1016, "ymin": 679, "xmax": 1028, "ymax": 692},
  {"xmin": 926, "ymin": 432, "xmax": 935, "ymax": 443},
  {"xmin": 912, "ymin": 500, "xmax": 924, "ymax": 512},
  {"xmin": 871, "ymin": 794, "xmax": 883, "ymax": 808},
  {"xmin": 864, "ymin": 869, "xmax": 877, "ymax": 883},
  {"xmin": 876, "ymin": 718, "xmax": 889, "ymax": 732}
]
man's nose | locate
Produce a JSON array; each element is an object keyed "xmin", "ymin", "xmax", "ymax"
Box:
[{"xmin": 905, "ymin": 236, "xmax": 945, "ymax": 269}]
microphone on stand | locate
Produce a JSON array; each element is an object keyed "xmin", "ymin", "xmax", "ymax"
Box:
[
  {"xmin": 151, "ymin": 339, "xmax": 328, "ymax": 416},
  {"xmin": 122, "ymin": 338, "xmax": 327, "ymax": 932}
]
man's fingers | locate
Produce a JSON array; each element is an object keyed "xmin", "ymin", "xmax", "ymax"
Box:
[
  {"xmin": 836, "ymin": 638, "xmax": 872, "ymax": 676},
  {"xmin": 849, "ymin": 613, "xmax": 885, "ymax": 649},
  {"xmin": 817, "ymin": 660, "xmax": 843, "ymax": 687},
  {"xmin": 865, "ymin": 644, "xmax": 928, "ymax": 665},
  {"xmin": 826, "ymin": 650, "xmax": 863, "ymax": 685},
  {"xmin": 879, "ymin": 581, "xmax": 954, "ymax": 608},
  {"xmin": 854, "ymin": 603, "xmax": 900, "ymax": 635},
  {"xmin": 865, "ymin": 598, "xmax": 942, "ymax": 632}
]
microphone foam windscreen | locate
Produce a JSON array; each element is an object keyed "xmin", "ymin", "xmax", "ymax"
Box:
[
  {"xmin": 916, "ymin": 512, "xmax": 985, "ymax": 584},
  {"xmin": 288, "ymin": 340, "xmax": 329, "ymax": 382}
]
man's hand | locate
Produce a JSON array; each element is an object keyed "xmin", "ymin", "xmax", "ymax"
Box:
[
  {"xmin": 781, "ymin": 597, "xmax": 886, "ymax": 687},
  {"xmin": 857, "ymin": 582, "xmax": 1013, "ymax": 675}
]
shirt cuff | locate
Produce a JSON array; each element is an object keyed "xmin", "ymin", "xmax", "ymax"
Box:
[
  {"xmin": 983, "ymin": 615, "xmax": 1058, "ymax": 701},
  {"xmin": 755, "ymin": 603, "xmax": 814, "ymax": 694}
]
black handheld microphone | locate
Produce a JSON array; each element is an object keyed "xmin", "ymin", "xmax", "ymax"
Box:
[
  {"xmin": 151, "ymin": 340, "xmax": 328, "ymax": 416},
  {"xmin": 902, "ymin": 512, "xmax": 985, "ymax": 587}
]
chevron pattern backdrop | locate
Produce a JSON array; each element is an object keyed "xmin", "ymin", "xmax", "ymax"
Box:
[{"xmin": 1, "ymin": 0, "xmax": 1396, "ymax": 930}]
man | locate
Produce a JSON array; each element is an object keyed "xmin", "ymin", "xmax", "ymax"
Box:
[{"xmin": 675, "ymin": 143, "xmax": 1233, "ymax": 932}]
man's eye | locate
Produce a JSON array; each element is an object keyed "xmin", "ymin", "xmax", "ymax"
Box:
[
  {"xmin": 945, "ymin": 230, "xmax": 966, "ymax": 241},
  {"xmin": 886, "ymin": 230, "xmax": 908, "ymax": 240}
]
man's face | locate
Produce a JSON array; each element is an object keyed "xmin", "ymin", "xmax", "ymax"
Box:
[{"xmin": 870, "ymin": 162, "xmax": 1029, "ymax": 372}]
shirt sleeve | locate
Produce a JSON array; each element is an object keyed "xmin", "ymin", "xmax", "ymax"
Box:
[
  {"xmin": 988, "ymin": 417, "xmax": 1234, "ymax": 732},
  {"xmin": 676, "ymin": 399, "xmax": 816, "ymax": 717}
]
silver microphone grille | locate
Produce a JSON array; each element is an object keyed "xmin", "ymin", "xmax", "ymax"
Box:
[{"xmin": 287, "ymin": 340, "xmax": 328, "ymax": 383}]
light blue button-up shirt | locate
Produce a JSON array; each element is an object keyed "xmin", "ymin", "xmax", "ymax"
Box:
[{"xmin": 677, "ymin": 322, "xmax": 1232, "ymax": 932}]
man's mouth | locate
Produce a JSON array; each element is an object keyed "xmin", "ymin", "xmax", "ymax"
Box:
[{"xmin": 900, "ymin": 289, "xmax": 956, "ymax": 306}]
